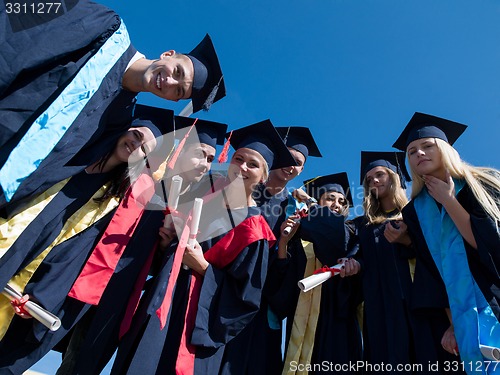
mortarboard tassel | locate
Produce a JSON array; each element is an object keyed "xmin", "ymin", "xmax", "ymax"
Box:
[
  {"xmin": 202, "ymin": 76, "xmax": 223, "ymax": 111},
  {"xmin": 217, "ymin": 130, "xmax": 233, "ymax": 163},
  {"xmin": 393, "ymin": 152, "xmax": 407, "ymax": 189},
  {"xmin": 166, "ymin": 118, "xmax": 198, "ymax": 171}
]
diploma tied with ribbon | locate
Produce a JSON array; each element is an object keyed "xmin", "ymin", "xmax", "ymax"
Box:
[
  {"xmin": 2, "ymin": 283, "xmax": 61, "ymax": 331},
  {"xmin": 298, "ymin": 264, "xmax": 343, "ymax": 292}
]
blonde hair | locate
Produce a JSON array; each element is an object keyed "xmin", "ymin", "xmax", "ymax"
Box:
[
  {"xmin": 362, "ymin": 167, "xmax": 408, "ymax": 225},
  {"xmin": 410, "ymin": 138, "xmax": 500, "ymax": 226}
]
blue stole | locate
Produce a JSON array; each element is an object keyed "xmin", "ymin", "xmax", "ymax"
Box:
[
  {"xmin": 0, "ymin": 20, "xmax": 131, "ymax": 202},
  {"xmin": 286, "ymin": 190, "xmax": 305, "ymax": 218},
  {"xmin": 414, "ymin": 179, "xmax": 500, "ymax": 374}
]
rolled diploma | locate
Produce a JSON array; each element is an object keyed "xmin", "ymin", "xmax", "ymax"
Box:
[
  {"xmin": 480, "ymin": 345, "xmax": 500, "ymax": 361},
  {"xmin": 298, "ymin": 264, "xmax": 343, "ymax": 292},
  {"xmin": 283, "ymin": 217, "xmax": 300, "ymax": 236},
  {"xmin": 188, "ymin": 198, "xmax": 203, "ymax": 246},
  {"xmin": 164, "ymin": 175, "xmax": 183, "ymax": 228},
  {"xmin": 182, "ymin": 198, "xmax": 203, "ymax": 270},
  {"xmin": 2, "ymin": 284, "xmax": 61, "ymax": 331}
]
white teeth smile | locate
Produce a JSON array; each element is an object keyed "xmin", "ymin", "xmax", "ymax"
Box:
[
  {"xmin": 126, "ymin": 145, "xmax": 131, "ymax": 154},
  {"xmin": 156, "ymin": 75, "xmax": 161, "ymax": 90}
]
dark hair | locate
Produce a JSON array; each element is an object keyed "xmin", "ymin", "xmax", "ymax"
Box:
[{"xmin": 92, "ymin": 140, "xmax": 142, "ymax": 203}]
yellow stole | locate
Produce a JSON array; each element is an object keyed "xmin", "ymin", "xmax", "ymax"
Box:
[
  {"xmin": 282, "ymin": 240, "xmax": 323, "ymax": 375},
  {"xmin": 0, "ymin": 181, "xmax": 119, "ymax": 339},
  {"xmin": 0, "ymin": 179, "xmax": 69, "ymax": 259}
]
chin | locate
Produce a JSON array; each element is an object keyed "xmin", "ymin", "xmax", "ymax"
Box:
[{"xmin": 245, "ymin": 181, "xmax": 259, "ymax": 192}]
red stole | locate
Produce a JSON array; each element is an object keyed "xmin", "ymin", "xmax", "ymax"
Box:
[
  {"xmin": 173, "ymin": 214, "xmax": 276, "ymax": 374},
  {"xmin": 68, "ymin": 173, "xmax": 155, "ymax": 304}
]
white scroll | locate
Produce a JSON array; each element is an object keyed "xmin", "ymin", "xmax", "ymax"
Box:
[
  {"xmin": 182, "ymin": 198, "xmax": 203, "ymax": 270},
  {"xmin": 480, "ymin": 345, "xmax": 500, "ymax": 361},
  {"xmin": 298, "ymin": 264, "xmax": 343, "ymax": 292},
  {"xmin": 2, "ymin": 284, "xmax": 61, "ymax": 331},
  {"xmin": 164, "ymin": 175, "xmax": 183, "ymax": 228},
  {"xmin": 188, "ymin": 198, "xmax": 203, "ymax": 246}
]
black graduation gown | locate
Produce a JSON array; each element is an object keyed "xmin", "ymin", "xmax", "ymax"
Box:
[
  {"xmin": 0, "ymin": 212, "xmax": 113, "ymax": 374},
  {"xmin": 0, "ymin": 170, "xmax": 119, "ymax": 372},
  {"xmin": 0, "ymin": 183, "xmax": 170, "ymax": 374},
  {"xmin": 403, "ymin": 184, "xmax": 500, "ymax": 365},
  {"xmin": 253, "ymin": 185, "xmax": 293, "ymax": 373},
  {"xmin": 76, "ymin": 178, "xmax": 223, "ymax": 374},
  {"xmin": 0, "ymin": 171, "xmax": 114, "ymax": 291},
  {"xmin": 0, "ymin": 0, "xmax": 138, "ymax": 215},
  {"xmin": 111, "ymin": 204, "xmax": 272, "ymax": 375},
  {"xmin": 267, "ymin": 205, "xmax": 363, "ymax": 374},
  {"xmin": 71, "ymin": 208, "xmax": 166, "ymax": 375},
  {"xmin": 352, "ymin": 211, "xmax": 462, "ymax": 374}
]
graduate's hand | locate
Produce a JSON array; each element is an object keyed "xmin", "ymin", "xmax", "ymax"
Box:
[
  {"xmin": 183, "ymin": 241, "xmax": 209, "ymax": 276},
  {"xmin": 423, "ymin": 171, "xmax": 455, "ymax": 206},
  {"xmin": 10, "ymin": 295, "xmax": 32, "ymax": 319},
  {"xmin": 441, "ymin": 324, "xmax": 459, "ymax": 356},
  {"xmin": 292, "ymin": 189, "xmax": 310, "ymax": 203},
  {"xmin": 277, "ymin": 215, "xmax": 300, "ymax": 259},
  {"xmin": 338, "ymin": 258, "xmax": 360, "ymax": 277},
  {"xmin": 158, "ymin": 226, "xmax": 177, "ymax": 250},
  {"xmin": 384, "ymin": 220, "xmax": 412, "ymax": 247},
  {"xmin": 280, "ymin": 215, "xmax": 300, "ymax": 241}
]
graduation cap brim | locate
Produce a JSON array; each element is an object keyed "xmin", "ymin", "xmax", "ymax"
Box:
[
  {"xmin": 275, "ymin": 126, "xmax": 322, "ymax": 158},
  {"xmin": 303, "ymin": 172, "xmax": 353, "ymax": 207},
  {"xmin": 174, "ymin": 116, "xmax": 228, "ymax": 147},
  {"xmin": 227, "ymin": 120, "xmax": 298, "ymax": 170},
  {"xmin": 186, "ymin": 34, "xmax": 226, "ymax": 113},
  {"xmin": 360, "ymin": 151, "xmax": 411, "ymax": 185},
  {"xmin": 393, "ymin": 112, "xmax": 468, "ymax": 151}
]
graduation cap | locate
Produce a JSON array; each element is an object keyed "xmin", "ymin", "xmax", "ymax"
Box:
[
  {"xmin": 186, "ymin": 34, "xmax": 226, "ymax": 113},
  {"xmin": 360, "ymin": 151, "xmax": 411, "ymax": 188},
  {"xmin": 303, "ymin": 172, "xmax": 353, "ymax": 207},
  {"xmin": 174, "ymin": 116, "xmax": 228, "ymax": 148},
  {"xmin": 392, "ymin": 112, "xmax": 468, "ymax": 151},
  {"xmin": 227, "ymin": 120, "xmax": 298, "ymax": 170},
  {"xmin": 132, "ymin": 104, "xmax": 175, "ymax": 139},
  {"xmin": 275, "ymin": 126, "xmax": 322, "ymax": 159}
]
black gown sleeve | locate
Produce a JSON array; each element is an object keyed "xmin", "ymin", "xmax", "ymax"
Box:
[{"xmin": 300, "ymin": 205, "xmax": 348, "ymax": 266}]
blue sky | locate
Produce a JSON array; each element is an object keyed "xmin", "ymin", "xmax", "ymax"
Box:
[
  {"xmin": 100, "ymin": 0, "xmax": 500, "ymax": 212},
  {"xmin": 31, "ymin": 0, "xmax": 500, "ymax": 372}
]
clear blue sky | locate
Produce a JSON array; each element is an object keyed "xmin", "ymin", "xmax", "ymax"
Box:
[{"xmin": 31, "ymin": 0, "xmax": 500, "ymax": 372}]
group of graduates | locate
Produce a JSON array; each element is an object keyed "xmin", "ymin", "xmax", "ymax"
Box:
[{"xmin": 1, "ymin": 1, "xmax": 500, "ymax": 374}]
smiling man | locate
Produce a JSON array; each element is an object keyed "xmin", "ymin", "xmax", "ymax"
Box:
[
  {"xmin": 254, "ymin": 126, "xmax": 322, "ymax": 237},
  {"xmin": 0, "ymin": 0, "xmax": 226, "ymax": 216}
]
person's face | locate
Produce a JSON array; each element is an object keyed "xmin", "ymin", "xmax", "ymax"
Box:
[
  {"xmin": 269, "ymin": 148, "xmax": 305, "ymax": 183},
  {"xmin": 115, "ymin": 127, "xmax": 157, "ymax": 163},
  {"xmin": 365, "ymin": 166, "xmax": 392, "ymax": 200},
  {"xmin": 176, "ymin": 143, "xmax": 216, "ymax": 183},
  {"xmin": 228, "ymin": 148, "xmax": 266, "ymax": 192},
  {"xmin": 319, "ymin": 191, "xmax": 346, "ymax": 214},
  {"xmin": 407, "ymin": 137, "xmax": 444, "ymax": 178},
  {"xmin": 143, "ymin": 51, "xmax": 194, "ymax": 101}
]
